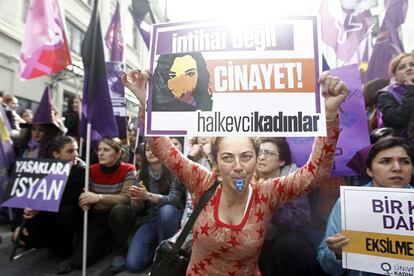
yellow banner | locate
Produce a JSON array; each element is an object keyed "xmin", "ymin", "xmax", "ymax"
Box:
[{"xmin": 342, "ymin": 230, "xmax": 414, "ymax": 261}]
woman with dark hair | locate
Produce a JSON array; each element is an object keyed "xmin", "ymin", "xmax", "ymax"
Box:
[
  {"xmin": 71, "ymin": 137, "xmax": 136, "ymax": 273},
  {"xmin": 12, "ymin": 136, "xmax": 84, "ymax": 274},
  {"xmin": 63, "ymin": 96, "xmax": 80, "ymax": 140},
  {"xmin": 152, "ymin": 52, "xmax": 213, "ymax": 111},
  {"xmin": 362, "ymin": 78, "xmax": 389, "ymax": 132},
  {"xmin": 318, "ymin": 137, "xmax": 413, "ymax": 276},
  {"xmin": 126, "ymin": 141, "xmax": 184, "ymax": 272},
  {"xmin": 11, "ymin": 88, "xmax": 64, "ymax": 248},
  {"xmin": 19, "ymin": 109, "xmax": 33, "ymax": 123},
  {"xmin": 16, "ymin": 124, "xmax": 62, "ymax": 158},
  {"xmin": 256, "ymin": 137, "xmax": 320, "ymax": 276},
  {"xmin": 15, "ymin": 88, "xmax": 64, "ymax": 158},
  {"xmin": 122, "ymin": 70, "xmax": 348, "ymax": 275}
]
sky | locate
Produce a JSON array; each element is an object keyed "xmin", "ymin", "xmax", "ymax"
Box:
[
  {"xmin": 166, "ymin": 0, "xmax": 318, "ymax": 21},
  {"xmin": 165, "ymin": 0, "xmax": 414, "ymax": 55}
]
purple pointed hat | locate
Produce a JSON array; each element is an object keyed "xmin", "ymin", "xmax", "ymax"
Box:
[
  {"xmin": 346, "ymin": 145, "xmax": 373, "ymax": 178},
  {"xmin": 20, "ymin": 87, "xmax": 64, "ymax": 133}
]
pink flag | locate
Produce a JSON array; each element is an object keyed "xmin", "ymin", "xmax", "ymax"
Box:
[
  {"xmin": 105, "ymin": 0, "xmax": 124, "ymax": 62},
  {"xmin": 20, "ymin": 0, "xmax": 71, "ymax": 80}
]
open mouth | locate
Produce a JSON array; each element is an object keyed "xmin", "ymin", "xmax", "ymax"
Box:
[{"xmin": 231, "ymin": 176, "xmax": 245, "ymax": 181}]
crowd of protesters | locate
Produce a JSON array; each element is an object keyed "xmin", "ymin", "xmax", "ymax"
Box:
[{"xmin": 0, "ymin": 51, "xmax": 412, "ymax": 275}]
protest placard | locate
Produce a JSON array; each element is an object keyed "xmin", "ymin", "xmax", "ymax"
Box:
[
  {"xmin": 1, "ymin": 158, "xmax": 72, "ymax": 212},
  {"xmin": 341, "ymin": 186, "xmax": 414, "ymax": 275},
  {"xmin": 287, "ymin": 64, "xmax": 371, "ymax": 176},
  {"xmin": 106, "ymin": 61, "xmax": 127, "ymax": 139},
  {"xmin": 146, "ymin": 17, "xmax": 323, "ymax": 136}
]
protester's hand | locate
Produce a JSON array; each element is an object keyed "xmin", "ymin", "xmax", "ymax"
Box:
[
  {"xmin": 326, "ymin": 233, "xmax": 349, "ymax": 259},
  {"xmin": 73, "ymin": 157, "xmax": 83, "ymax": 165},
  {"xmin": 128, "ymin": 181, "xmax": 148, "ymax": 201},
  {"xmin": 188, "ymin": 144, "xmax": 202, "ymax": 159},
  {"xmin": 318, "ymin": 74, "xmax": 349, "ymax": 120},
  {"xmin": 23, "ymin": 208, "xmax": 39, "ymax": 219},
  {"xmin": 12, "ymin": 227, "xmax": 29, "ymax": 246},
  {"xmin": 121, "ymin": 70, "xmax": 151, "ymax": 106},
  {"xmin": 201, "ymin": 143, "xmax": 211, "ymax": 156},
  {"xmin": 78, "ymin": 191, "xmax": 99, "ymax": 210}
]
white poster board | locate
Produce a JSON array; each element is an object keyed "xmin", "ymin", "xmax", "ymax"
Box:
[
  {"xmin": 341, "ymin": 186, "xmax": 414, "ymax": 275},
  {"xmin": 146, "ymin": 17, "xmax": 324, "ymax": 137}
]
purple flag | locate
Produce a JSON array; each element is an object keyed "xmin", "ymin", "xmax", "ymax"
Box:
[
  {"xmin": 80, "ymin": 4, "xmax": 118, "ymax": 145},
  {"xmin": 0, "ymin": 104, "xmax": 15, "ymax": 168},
  {"xmin": 0, "ymin": 105, "xmax": 15, "ymax": 198},
  {"xmin": 20, "ymin": 0, "xmax": 71, "ymax": 80},
  {"xmin": 105, "ymin": 0, "xmax": 124, "ymax": 62},
  {"xmin": 288, "ymin": 64, "xmax": 370, "ymax": 176},
  {"xmin": 364, "ymin": 0, "xmax": 408, "ymax": 82},
  {"xmin": 320, "ymin": 0, "xmax": 374, "ymax": 62},
  {"xmin": 130, "ymin": 0, "xmax": 152, "ymax": 49},
  {"xmin": 0, "ymin": 142, "xmax": 9, "ymax": 198}
]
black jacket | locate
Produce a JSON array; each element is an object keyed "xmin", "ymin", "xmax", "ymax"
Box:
[{"xmin": 377, "ymin": 85, "xmax": 414, "ymax": 136}]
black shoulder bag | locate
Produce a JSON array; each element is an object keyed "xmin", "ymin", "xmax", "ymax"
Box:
[{"xmin": 150, "ymin": 179, "xmax": 220, "ymax": 276}]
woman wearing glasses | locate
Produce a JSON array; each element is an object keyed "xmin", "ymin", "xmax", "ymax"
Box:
[
  {"xmin": 256, "ymin": 137, "xmax": 320, "ymax": 276},
  {"xmin": 122, "ymin": 70, "xmax": 348, "ymax": 275}
]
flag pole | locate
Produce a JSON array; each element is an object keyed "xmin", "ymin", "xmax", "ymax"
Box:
[
  {"xmin": 132, "ymin": 107, "xmax": 141, "ymax": 167},
  {"xmin": 82, "ymin": 0, "xmax": 100, "ymax": 275},
  {"xmin": 82, "ymin": 123, "xmax": 92, "ymax": 276}
]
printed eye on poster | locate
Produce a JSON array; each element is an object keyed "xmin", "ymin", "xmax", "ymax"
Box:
[
  {"xmin": 340, "ymin": 186, "xmax": 414, "ymax": 275},
  {"xmin": 145, "ymin": 17, "xmax": 323, "ymax": 137}
]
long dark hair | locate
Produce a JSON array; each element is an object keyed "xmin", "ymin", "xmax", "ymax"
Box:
[
  {"xmin": 138, "ymin": 141, "xmax": 173, "ymax": 195},
  {"xmin": 47, "ymin": 136, "xmax": 77, "ymax": 158},
  {"xmin": 17, "ymin": 124, "xmax": 62, "ymax": 158},
  {"xmin": 152, "ymin": 52, "xmax": 212, "ymax": 111},
  {"xmin": 66, "ymin": 96, "xmax": 79, "ymax": 113}
]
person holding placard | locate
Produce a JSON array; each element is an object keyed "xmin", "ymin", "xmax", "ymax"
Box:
[
  {"xmin": 317, "ymin": 137, "xmax": 413, "ymax": 276},
  {"xmin": 122, "ymin": 70, "xmax": 347, "ymax": 275},
  {"xmin": 11, "ymin": 136, "xmax": 84, "ymax": 274},
  {"xmin": 10, "ymin": 87, "xmax": 64, "ymax": 254}
]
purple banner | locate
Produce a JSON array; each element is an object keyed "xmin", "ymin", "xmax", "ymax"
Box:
[
  {"xmin": 0, "ymin": 104, "xmax": 15, "ymax": 199},
  {"xmin": 288, "ymin": 64, "xmax": 370, "ymax": 176},
  {"xmin": 106, "ymin": 61, "xmax": 127, "ymax": 138},
  {"xmin": 1, "ymin": 158, "xmax": 72, "ymax": 212},
  {"xmin": 364, "ymin": 0, "xmax": 407, "ymax": 82}
]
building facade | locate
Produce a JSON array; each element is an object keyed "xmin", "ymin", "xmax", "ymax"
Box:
[{"xmin": 0, "ymin": 0, "xmax": 166, "ymax": 119}]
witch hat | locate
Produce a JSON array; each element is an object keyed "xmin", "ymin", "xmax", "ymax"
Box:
[
  {"xmin": 346, "ymin": 144, "xmax": 373, "ymax": 178},
  {"xmin": 20, "ymin": 86, "xmax": 64, "ymax": 133}
]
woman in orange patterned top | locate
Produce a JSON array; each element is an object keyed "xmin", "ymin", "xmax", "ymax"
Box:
[{"xmin": 122, "ymin": 70, "xmax": 348, "ymax": 275}]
